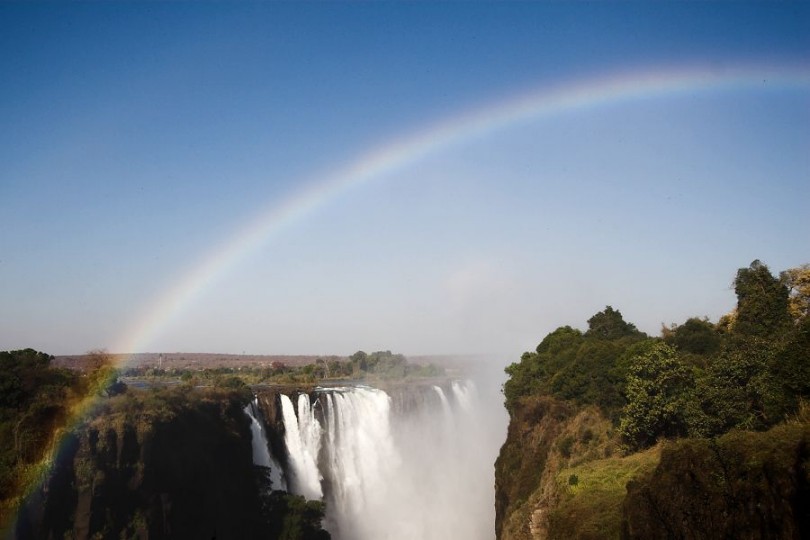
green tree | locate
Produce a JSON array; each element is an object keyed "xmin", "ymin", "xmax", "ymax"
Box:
[
  {"xmin": 585, "ymin": 306, "xmax": 642, "ymax": 340},
  {"xmin": 733, "ymin": 260, "xmax": 791, "ymax": 337},
  {"xmin": 0, "ymin": 349, "xmax": 54, "ymax": 409},
  {"xmin": 350, "ymin": 350, "xmax": 368, "ymax": 372},
  {"xmin": 691, "ymin": 338, "xmax": 783, "ymax": 436},
  {"xmin": 771, "ymin": 315, "xmax": 810, "ymax": 405},
  {"xmin": 663, "ymin": 317, "xmax": 721, "ymax": 356},
  {"xmin": 619, "ymin": 343, "xmax": 694, "ymax": 450}
]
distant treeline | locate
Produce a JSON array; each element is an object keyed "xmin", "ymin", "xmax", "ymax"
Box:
[{"xmin": 121, "ymin": 350, "xmax": 444, "ymax": 386}]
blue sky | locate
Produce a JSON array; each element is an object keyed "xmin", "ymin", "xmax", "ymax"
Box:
[{"xmin": 1, "ymin": 2, "xmax": 808, "ymax": 358}]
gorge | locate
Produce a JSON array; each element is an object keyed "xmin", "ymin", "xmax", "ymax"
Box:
[
  {"xmin": 4, "ymin": 261, "xmax": 809, "ymax": 540},
  {"xmin": 8, "ymin": 373, "xmax": 508, "ymax": 540},
  {"xmin": 250, "ymin": 379, "xmax": 507, "ymax": 540}
]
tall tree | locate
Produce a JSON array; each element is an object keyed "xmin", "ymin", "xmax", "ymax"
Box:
[
  {"xmin": 619, "ymin": 343, "xmax": 693, "ymax": 450},
  {"xmin": 733, "ymin": 260, "xmax": 791, "ymax": 338}
]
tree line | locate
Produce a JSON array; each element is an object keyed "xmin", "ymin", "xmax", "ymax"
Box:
[{"xmin": 503, "ymin": 260, "xmax": 810, "ymax": 451}]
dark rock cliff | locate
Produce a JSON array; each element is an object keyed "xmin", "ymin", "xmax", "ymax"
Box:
[
  {"xmin": 495, "ymin": 396, "xmax": 573, "ymax": 540},
  {"xmin": 14, "ymin": 389, "xmax": 268, "ymax": 540}
]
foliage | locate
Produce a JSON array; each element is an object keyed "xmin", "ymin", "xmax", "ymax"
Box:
[
  {"xmin": 662, "ymin": 317, "xmax": 721, "ymax": 357},
  {"xmin": 503, "ymin": 260, "xmax": 809, "ymax": 456},
  {"xmin": 1, "ymin": 351, "xmax": 73, "ymax": 506},
  {"xmin": 503, "ymin": 308, "xmax": 648, "ymax": 417},
  {"xmin": 623, "ymin": 415, "xmax": 810, "ymax": 539},
  {"xmin": 262, "ymin": 490, "xmax": 330, "ymax": 540},
  {"xmin": 618, "ymin": 343, "xmax": 694, "ymax": 450},
  {"xmin": 498, "ymin": 260, "xmax": 810, "ymax": 540},
  {"xmin": 12, "ymin": 385, "xmax": 330, "ymax": 539},
  {"xmin": 0, "ymin": 349, "xmax": 57, "ymax": 409},
  {"xmin": 585, "ymin": 306, "xmax": 643, "ymax": 340},
  {"xmin": 122, "ymin": 350, "xmax": 444, "ymax": 387},
  {"xmin": 548, "ymin": 445, "xmax": 661, "ymax": 540},
  {"xmin": 772, "ymin": 315, "xmax": 810, "ymax": 403},
  {"xmin": 0, "ymin": 348, "xmax": 127, "ymax": 532},
  {"xmin": 733, "ymin": 260, "xmax": 791, "ymax": 337},
  {"xmin": 259, "ymin": 465, "xmax": 332, "ymax": 539},
  {"xmin": 781, "ymin": 263, "xmax": 810, "ymax": 322}
]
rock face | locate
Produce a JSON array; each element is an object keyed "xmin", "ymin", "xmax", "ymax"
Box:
[
  {"xmin": 495, "ymin": 396, "xmax": 573, "ymax": 540},
  {"xmin": 15, "ymin": 390, "xmax": 268, "ymax": 540},
  {"xmin": 255, "ymin": 387, "xmax": 295, "ymax": 477},
  {"xmin": 494, "ymin": 396, "xmax": 810, "ymax": 540}
]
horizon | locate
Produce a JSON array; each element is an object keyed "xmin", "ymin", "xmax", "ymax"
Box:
[{"xmin": 2, "ymin": 3, "xmax": 808, "ymax": 360}]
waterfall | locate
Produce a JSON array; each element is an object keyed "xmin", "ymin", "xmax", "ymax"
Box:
[
  {"xmin": 279, "ymin": 393, "xmax": 323, "ymax": 499},
  {"xmin": 277, "ymin": 380, "xmax": 506, "ymax": 540},
  {"xmin": 451, "ymin": 380, "xmax": 475, "ymax": 413},
  {"xmin": 321, "ymin": 387, "xmax": 400, "ymax": 538},
  {"xmin": 432, "ymin": 385, "xmax": 453, "ymax": 419},
  {"xmin": 243, "ymin": 398, "xmax": 286, "ymax": 491}
]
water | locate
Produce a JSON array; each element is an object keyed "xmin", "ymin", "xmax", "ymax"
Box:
[
  {"xmin": 244, "ymin": 398, "xmax": 287, "ymax": 491},
  {"xmin": 279, "ymin": 393, "xmax": 323, "ymax": 499},
  {"xmin": 275, "ymin": 380, "xmax": 506, "ymax": 540}
]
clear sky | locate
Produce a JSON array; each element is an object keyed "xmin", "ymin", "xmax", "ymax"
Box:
[{"xmin": 1, "ymin": 2, "xmax": 808, "ymax": 359}]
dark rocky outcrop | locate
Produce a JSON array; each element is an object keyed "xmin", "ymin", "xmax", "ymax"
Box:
[
  {"xmin": 14, "ymin": 388, "xmax": 282, "ymax": 539},
  {"xmin": 255, "ymin": 387, "xmax": 295, "ymax": 476},
  {"xmin": 494, "ymin": 396, "xmax": 573, "ymax": 540}
]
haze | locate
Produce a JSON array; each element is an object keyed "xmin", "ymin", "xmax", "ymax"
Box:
[{"xmin": 1, "ymin": 3, "xmax": 808, "ymax": 358}]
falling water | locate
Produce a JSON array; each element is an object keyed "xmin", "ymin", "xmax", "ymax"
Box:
[
  {"xmin": 243, "ymin": 398, "xmax": 286, "ymax": 490},
  {"xmin": 432, "ymin": 385, "xmax": 453, "ymax": 419},
  {"xmin": 278, "ymin": 379, "xmax": 506, "ymax": 540},
  {"xmin": 279, "ymin": 394, "xmax": 323, "ymax": 500},
  {"xmin": 321, "ymin": 387, "xmax": 400, "ymax": 538}
]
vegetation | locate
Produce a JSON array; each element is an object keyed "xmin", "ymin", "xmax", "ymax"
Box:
[
  {"xmin": 123, "ymin": 350, "xmax": 443, "ymax": 387},
  {"xmin": 505, "ymin": 260, "xmax": 809, "ymax": 451},
  {"xmin": 497, "ymin": 260, "xmax": 810, "ymax": 540},
  {"xmin": 0, "ymin": 348, "xmax": 121, "ymax": 530},
  {"xmin": 550, "ymin": 445, "xmax": 661, "ymax": 539},
  {"xmin": 1, "ymin": 345, "xmax": 434, "ymax": 537},
  {"xmin": 6, "ymin": 383, "xmax": 330, "ymax": 539},
  {"xmin": 623, "ymin": 410, "xmax": 810, "ymax": 539},
  {"xmin": 503, "ymin": 306, "xmax": 650, "ymax": 419}
]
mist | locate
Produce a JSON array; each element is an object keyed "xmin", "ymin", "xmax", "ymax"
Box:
[{"xmin": 260, "ymin": 358, "xmax": 509, "ymax": 540}]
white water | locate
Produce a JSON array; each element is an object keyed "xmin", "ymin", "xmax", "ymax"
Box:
[
  {"xmin": 279, "ymin": 394, "xmax": 323, "ymax": 499},
  {"xmin": 243, "ymin": 398, "xmax": 286, "ymax": 490},
  {"xmin": 279, "ymin": 378, "xmax": 506, "ymax": 540}
]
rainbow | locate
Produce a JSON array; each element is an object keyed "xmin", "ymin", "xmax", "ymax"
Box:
[
  {"xmin": 113, "ymin": 63, "xmax": 809, "ymax": 363},
  {"xmin": 6, "ymin": 62, "xmax": 809, "ymax": 533}
]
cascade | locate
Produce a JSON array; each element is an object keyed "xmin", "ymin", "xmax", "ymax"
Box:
[
  {"xmin": 243, "ymin": 398, "xmax": 286, "ymax": 491},
  {"xmin": 279, "ymin": 393, "xmax": 323, "ymax": 499},
  {"xmin": 275, "ymin": 380, "xmax": 506, "ymax": 540},
  {"xmin": 432, "ymin": 385, "xmax": 453, "ymax": 419},
  {"xmin": 451, "ymin": 380, "xmax": 475, "ymax": 413}
]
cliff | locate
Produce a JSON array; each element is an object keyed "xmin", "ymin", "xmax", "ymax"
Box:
[
  {"xmin": 495, "ymin": 279, "xmax": 810, "ymax": 540},
  {"xmin": 495, "ymin": 395, "xmax": 810, "ymax": 540},
  {"xmin": 495, "ymin": 396, "xmax": 652, "ymax": 540},
  {"xmin": 12, "ymin": 386, "xmax": 329, "ymax": 540}
]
